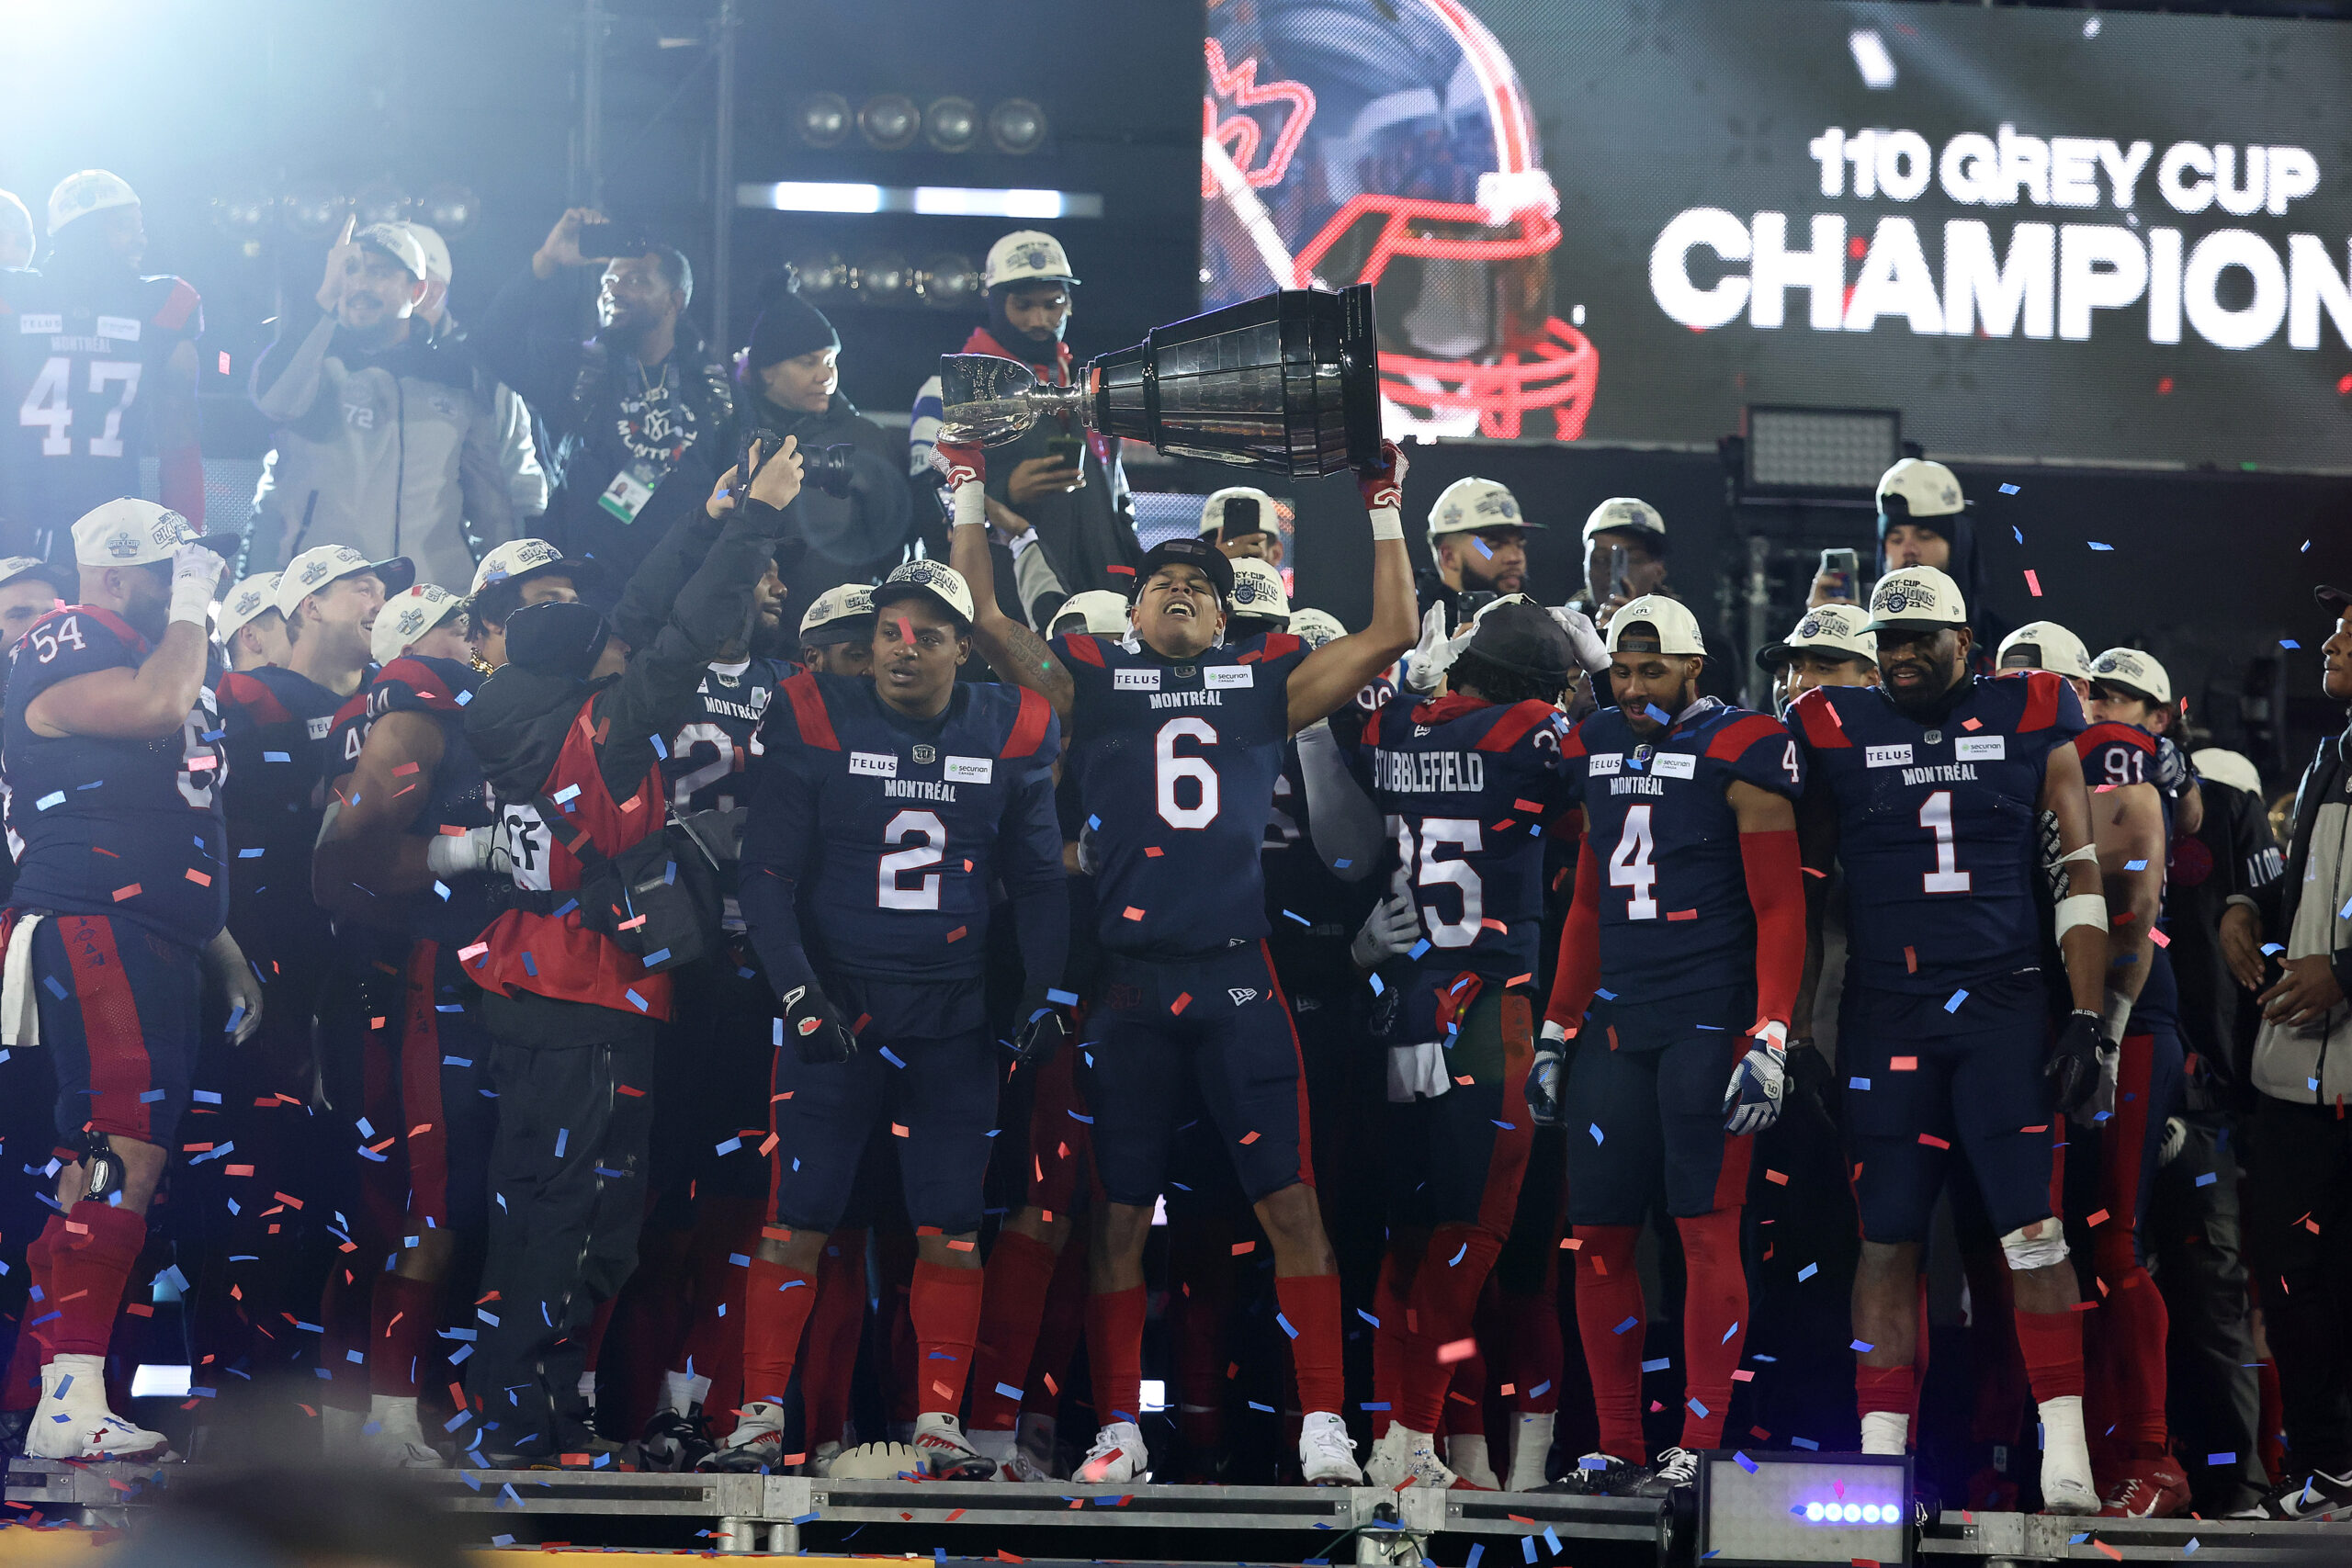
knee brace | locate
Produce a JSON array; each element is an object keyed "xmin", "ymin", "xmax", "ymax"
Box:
[
  {"xmin": 2000, "ymin": 1218, "xmax": 2069, "ymax": 1273},
  {"xmin": 81, "ymin": 1134, "xmax": 122, "ymax": 1205}
]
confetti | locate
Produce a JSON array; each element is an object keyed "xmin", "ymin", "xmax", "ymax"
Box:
[
  {"xmin": 1998, "ymin": 483, "xmax": 2020, "ymax": 495},
  {"xmin": 1797, "ymin": 1263, "xmax": 1818, "ymax": 1281},
  {"xmin": 1944, "ymin": 989, "xmax": 1969, "ymax": 1013},
  {"xmin": 2025, "ymin": 570, "xmax": 2042, "ymax": 597},
  {"xmin": 2088, "ymin": 542, "xmax": 2115, "ymax": 552}
]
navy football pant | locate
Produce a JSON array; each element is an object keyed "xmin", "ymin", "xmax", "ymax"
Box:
[
  {"xmin": 1564, "ymin": 1007, "xmax": 1753, "ymax": 1226},
  {"xmin": 768, "ymin": 1026, "xmax": 997, "ymax": 1236},
  {"xmin": 28, "ymin": 914, "xmax": 199, "ymax": 1147},
  {"xmin": 1082, "ymin": 943, "xmax": 1311, "ymax": 1207}
]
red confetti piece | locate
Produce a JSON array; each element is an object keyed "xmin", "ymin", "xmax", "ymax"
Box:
[
  {"xmin": 1122, "ymin": 906, "xmax": 1145, "ymax": 920},
  {"xmin": 459, "ymin": 942, "xmax": 488, "ymax": 962},
  {"xmin": 616, "ymin": 1084, "xmax": 645, "ymax": 1097},
  {"xmin": 2150, "ymin": 927, "xmax": 2171, "ymax": 948},
  {"xmin": 1917, "ymin": 1134, "xmax": 1949, "ymax": 1149},
  {"xmin": 1231, "ymin": 1240, "xmax": 1256, "ymax": 1257},
  {"xmin": 2086, "ymin": 1209, "xmax": 2109, "ymax": 1226},
  {"xmin": 110, "ymin": 883, "xmax": 141, "ymax": 900},
  {"xmin": 1890, "ymin": 1055, "xmax": 1917, "ymax": 1071},
  {"xmin": 1238, "ymin": 1130, "xmax": 1260, "ymax": 1145},
  {"xmin": 1765, "ymin": 1169, "xmax": 1789, "ymax": 1186},
  {"xmin": 393, "ymin": 762, "xmax": 421, "ymax": 775},
  {"xmin": 1904, "ymin": 946, "xmax": 1917, "ymax": 973},
  {"xmin": 945, "ymin": 926, "xmax": 967, "ymax": 942},
  {"xmin": 1170, "ymin": 992, "xmax": 1191, "ymax": 1014},
  {"xmin": 185, "ymin": 869, "xmax": 210, "ymax": 886},
  {"xmin": 1961, "ymin": 717, "xmax": 1982, "ymax": 730},
  {"xmin": 892, "ymin": 1122, "xmax": 910, "ymax": 1138},
  {"xmin": 1666, "ymin": 908, "xmax": 1697, "ymax": 921},
  {"xmin": 1144, "ymin": 846, "xmax": 1163, "ymax": 857},
  {"xmin": 2024, "ymin": 570, "xmax": 2042, "ymax": 597},
  {"xmin": 1437, "ymin": 1337, "xmax": 1477, "ymax": 1364}
]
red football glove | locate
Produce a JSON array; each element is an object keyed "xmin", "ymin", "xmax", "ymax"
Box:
[
  {"xmin": 931, "ymin": 438, "xmax": 985, "ymax": 491},
  {"xmin": 1357, "ymin": 437, "xmax": 1407, "ymax": 514}
]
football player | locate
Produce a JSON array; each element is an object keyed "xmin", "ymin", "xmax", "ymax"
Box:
[
  {"xmin": 311, "ymin": 585, "xmax": 502, "ymax": 1465},
  {"xmin": 940, "ymin": 434, "xmax": 1419, "ymax": 1486},
  {"xmin": 2072, "ymin": 647, "xmax": 2196, "ymax": 1517},
  {"xmin": 712, "ymin": 559, "xmax": 1066, "ymax": 1479},
  {"xmin": 0, "ymin": 173, "xmax": 206, "ymax": 558},
  {"xmin": 2, "ymin": 500, "xmax": 261, "ymax": 1459},
  {"xmin": 0, "ymin": 558, "xmax": 70, "ymax": 651},
  {"xmin": 1419, "ymin": 477, "xmax": 1537, "ymax": 627},
  {"xmin": 798, "ymin": 584, "xmax": 875, "ymax": 675},
  {"xmin": 1527, "ymin": 596, "xmax": 1804, "ymax": 1495},
  {"xmin": 1300, "ymin": 599, "xmax": 1583, "ymax": 1489},
  {"xmin": 1790, "ymin": 567, "xmax": 2112, "ymax": 1516},
  {"xmin": 1758, "ymin": 605, "xmax": 1878, "ymax": 716}
]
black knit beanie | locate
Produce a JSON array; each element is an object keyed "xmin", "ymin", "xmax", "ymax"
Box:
[{"xmin": 747, "ymin": 287, "xmax": 840, "ymax": 374}]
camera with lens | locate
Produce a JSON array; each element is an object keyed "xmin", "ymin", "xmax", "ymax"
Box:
[{"xmin": 741, "ymin": 428, "xmax": 858, "ymax": 501}]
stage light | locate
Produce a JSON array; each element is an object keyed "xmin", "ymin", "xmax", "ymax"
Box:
[
  {"xmin": 788, "ymin": 249, "xmax": 850, "ymax": 298},
  {"xmin": 280, "ymin": 181, "xmax": 345, "ymax": 239},
  {"xmin": 925, "ymin": 96, "xmax": 978, "ymax": 153},
  {"xmin": 859, "ymin": 94, "xmax": 921, "ymax": 152},
  {"xmin": 918, "ymin": 254, "xmax": 980, "ymax": 310},
  {"xmin": 989, "ymin": 98, "xmax": 1047, "ymax": 155},
  {"xmin": 419, "ymin": 183, "xmax": 480, "ymax": 237},
  {"xmin": 854, "ymin": 251, "xmax": 911, "ymax": 303},
  {"xmin": 1849, "ymin": 28, "xmax": 1898, "ymax": 90},
  {"xmin": 210, "ymin": 188, "xmax": 270, "ymax": 237},
  {"xmin": 1740, "ymin": 404, "xmax": 1902, "ymax": 495},
  {"xmin": 352, "ymin": 180, "xmax": 411, "ymax": 227},
  {"xmin": 795, "ymin": 92, "xmax": 851, "ymax": 149},
  {"xmin": 738, "ymin": 183, "xmax": 1102, "ymax": 220}
]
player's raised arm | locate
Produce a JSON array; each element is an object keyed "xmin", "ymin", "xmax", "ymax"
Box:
[
  {"xmin": 1285, "ymin": 440, "xmax": 1419, "ymax": 734},
  {"xmin": 24, "ymin": 544, "xmax": 223, "ymax": 740},
  {"xmin": 937, "ymin": 440, "xmax": 1075, "ymax": 722}
]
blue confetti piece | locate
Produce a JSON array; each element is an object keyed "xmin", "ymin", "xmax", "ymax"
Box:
[
  {"xmin": 1467, "ymin": 1547, "xmax": 1485, "ymax": 1568},
  {"xmin": 2126, "ymin": 859, "xmax": 2147, "ymax": 871},
  {"xmin": 1521, "ymin": 1537, "xmax": 1536, "ymax": 1564},
  {"xmin": 1688, "ymin": 1398, "xmax": 1710, "ymax": 1417},
  {"xmin": 714, "ymin": 1136, "xmax": 741, "ymax": 1156},
  {"xmin": 33, "ymin": 791, "xmax": 62, "ymax": 811},
  {"xmin": 1087, "ymin": 815, "xmax": 1101, "ymax": 831},
  {"xmin": 2206, "ymin": 1452, "xmax": 2235, "ymax": 1465},
  {"xmin": 1595, "ymin": 988, "xmax": 1616, "ymax": 1001},
  {"xmin": 1580, "ymin": 1455, "xmax": 1611, "ymax": 1470},
  {"xmin": 1998, "ymin": 482, "xmax": 2020, "ymax": 495},
  {"xmin": 554, "ymin": 1129, "xmax": 569, "ymax": 1157},
  {"xmin": 1448, "ymin": 1242, "xmax": 1467, "ymax": 1266},
  {"xmin": 995, "ymin": 1382, "xmax": 1025, "ymax": 1401},
  {"xmin": 879, "ymin": 1045, "xmax": 907, "ymax": 1068},
  {"xmin": 192, "ymin": 1089, "xmax": 220, "ymax": 1105},
  {"xmin": 1046, "ymin": 987, "xmax": 1079, "ymax": 1006},
  {"xmin": 1645, "ymin": 704, "xmax": 1671, "ymax": 726},
  {"xmin": 41, "ymin": 976, "xmax": 65, "ymax": 1000},
  {"xmin": 1335, "ymin": 858, "xmax": 1351, "ymax": 869},
  {"xmin": 2281, "ymin": 640, "xmax": 2301, "ymax": 650},
  {"xmin": 2013, "ymin": 526, "xmax": 2024, "ymax": 544},
  {"xmin": 237, "ymin": 847, "xmax": 265, "ymax": 858},
  {"xmin": 2088, "ymin": 541, "xmax": 2114, "ymax": 551},
  {"xmin": 1408, "ymin": 938, "xmax": 1430, "ymax": 960},
  {"xmin": 626, "ymin": 987, "xmax": 650, "ymax": 1011},
  {"xmin": 1849, "ymin": 1076, "xmax": 1871, "ymax": 1090},
  {"xmin": 1797, "ymin": 1263, "xmax": 1818, "ymax": 1281},
  {"xmin": 455, "ymin": 690, "xmax": 472, "ymax": 705},
  {"xmin": 1544, "ymin": 1528, "xmax": 1561, "ymax": 1555},
  {"xmin": 650, "ymin": 735, "xmax": 667, "ymax": 760},
  {"xmin": 552, "ymin": 784, "xmax": 582, "ymax": 805},
  {"xmin": 1276, "ymin": 1312, "xmax": 1299, "ymax": 1339},
  {"xmin": 1612, "ymin": 1315, "xmax": 1639, "ymax": 1335},
  {"xmin": 2196, "ymin": 1172, "xmax": 2217, "ymax": 1187},
  {"xmin": 1589, "ymin": 1122, "xmax": 1604, "ymax": 1145},
  {"xmin": 1248, "ymin": 1400, "xmax": 1276, "ymax": 1413},
  {"xmin": 139, "ymin": 1089, "xmax": 166, "ymax": 1103},
  {"xmin": 1642, "ymin": 1357, "xmax": 1671, "ymax": 1372},
  {"xmin": 1369, "ymin": 974, "xmax": 1385, "ymax": 996},
  {"xmin": 2184, "ymin": 1538, "xmax": 2199, "ymax": 1554},
  {"xmin": 1944, "ymin": 989, "xmax": 1969, "ymax": 1013},
  {"xmin": 1792, "ymin": 1437, "xmax": 1818, "ymax": 1450},
  {"xmin": 1735, "ymin": 1450, "xmax": 1758, "ymax": 1473},
  {"xmin": 1283, "ymin": 908, "xmax": 1311, "ymax": 925},
  {"xmin": 1851, "ymin": 1339, "xmax": 1875, "ymax": 1352},
  {"xmin": 2262, "ymin": 942, "xmax": 2285, "ymax": 955},
  {"xmin": 1357, "ymin": 1308, "xmax": 1381, "ymax": 1327}
]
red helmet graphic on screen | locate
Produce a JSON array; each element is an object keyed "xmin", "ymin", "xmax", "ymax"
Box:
[{"xmin": 1202, "ymin": 0, "xmax": 1595, "ymax": 440}]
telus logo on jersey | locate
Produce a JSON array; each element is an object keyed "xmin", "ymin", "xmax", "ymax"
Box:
[
  {"xmin": 1866, "ymin": 744, "xmax": 1915, "ymax": 768},
  {"xmin": 849, "ymin": 751, "xmax": 898, "ymax": 779}
]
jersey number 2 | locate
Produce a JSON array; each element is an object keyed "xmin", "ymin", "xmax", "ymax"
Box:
[{"xmin": 879, "ymin": 808, "xmax": 944, "ymax": 910}]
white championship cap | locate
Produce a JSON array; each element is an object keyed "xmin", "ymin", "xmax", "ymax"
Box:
[
  {"xmin": 1049, "ymin": 590, "xmax": 1132, "ymax": 637},
  {"xmin": 798, "ymin": 583, "xmax": 876, "ymax": 646},
  {"xmin": 1996, "ymin": 621, "xmax": 2096, "ymax": 682},
  {"xmin": 1287, "ymin": 607, "xmax": 1346, "ymax": 649},
  {"xmin": 1863, "ymin": 565, "xmax": 1968, "ymax": 633},
  {"xmin": 48, "ymin": 170, "xmax": 139, "ymax": 237},
  {"xmin": 1582, "ymin": 497, "xmax": 1666, "ymax": 547},
  {"xmin": 0, "ymin": 556, "xmax": 69, "ymax": 595},
  {"xmin": 1758, "ymin": 604, "xmax": 1876, "ymax": 671},
  {"xmin": 1227, "ymin": 558, "xmax": 1290, "ymax": 624},
  {"xmin": 983, "ymin": 231, "xmax": 1079, "ymax": 290},
  {"xmin": 1603, "ymin": 593, "xmax": 1706, "ymax": 657},
  {"xmin": 2191, "ymin": 747, "xmax": 2263, "ymax": 799},
  {"xmin": 1200, "ymin": 486, "xmax": 1279, "ymax": 540},
  {"xmin": 370, "ymin": 584, "xmax": 467, "ymax": 667},
  {"xmin": 2090, "ymin": 647, "xmax": 2173, "ymax": 706},
  {"xmin": 274, "ymin": 544, "xmax": 415, "ymax": 620},
  {"xmin": 70, "ymin": 498, "xmax": 209, "ymax": 568},
  {"xmin": 217, "ymin": 574, "xmax": 283, "ymax": 642},
  {"xmin": 870, "ymin": 558, "xmax": 976, "ymax": 625},
  {"xmin": 1877, "ymin": 457, "xmax": 1965, "ymax": 521},
  {"xmin": 352, "ymin": 222, "xmax": 429, "ymax": 281},
  {"xmin": 469, "ymin": 539, "xmax": 566, "ymax": 598},
  {"xmin": 1427, "ymin": 477, "xmax": 1530, "ymax": 547},
  {"xmin": 403, "ymin": 221, "xmax": 453, "ymax": 285}
]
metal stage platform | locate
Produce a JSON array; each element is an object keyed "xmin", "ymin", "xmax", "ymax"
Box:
[{"xmin": 6, "ymin": 1460, "xmax": 2346, "ymax": 1562}]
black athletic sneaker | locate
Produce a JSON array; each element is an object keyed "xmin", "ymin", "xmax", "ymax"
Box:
[
  {"xmin": 1618, "ymin": 1447, "xmax": 1702, "ymax": 1498},
  {"xmin": 639, "ymin": 1408, "xmax": 716, "ymax": 1472},
  {"xmin": 2228, "ymin": 1469, "xmax": 2352, "ymax": 1521},
  {"xmin": 1538, "ymin": 1452, "xmax": 1639, "ymax": 1495}
]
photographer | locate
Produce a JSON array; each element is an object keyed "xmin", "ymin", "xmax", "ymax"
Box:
[
  {"xmin": 454, "ymin": 438, "xmax": 799, "ymax": 1465},
  {"xmin": 470, "ymin": 209, "xmax": 735, "ymax": 579},
  {"xmin": 908, "ymin": 231, "xmax": 1141, "ymax": 629},
  {"xmin": 734, "ymin": 276, "xmax": 913, "ymax": 608}
]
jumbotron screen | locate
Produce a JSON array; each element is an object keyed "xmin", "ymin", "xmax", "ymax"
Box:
[{"xmin": 1200, "ymin": 0, "xmax": 2352, "ymax": 471}]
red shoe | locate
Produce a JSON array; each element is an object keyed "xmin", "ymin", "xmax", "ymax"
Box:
[{"xmin": 2099, "ymin": 1457, "xmax": 2191, "ymax": 1518}]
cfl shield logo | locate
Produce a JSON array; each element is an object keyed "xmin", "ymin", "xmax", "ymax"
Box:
[
  {"xmin": 1227, "ymin": 987, "xmax": 1258, "ymax": 1006},
  {"xmin": 105, "ymin": 531, "xmax": 141, "ymax": 559},
  {"xmin": 1876, "ymin": 584, "xmax": 1920, "ymax": 615}
]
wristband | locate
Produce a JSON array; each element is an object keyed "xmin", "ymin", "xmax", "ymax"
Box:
[
  {"xmin": 952, "ymin": 477, "xmax": 986, "ymax": 531},
  {"xmin": 1366, "ymin": 503, "xmax": 1403, "ymax": 543},
  {"xmin": 2053, "ymin": 892, "xmax": 2108, "ymax": 942}
]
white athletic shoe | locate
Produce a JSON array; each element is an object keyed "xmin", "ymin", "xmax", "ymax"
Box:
[
  {"xmin": 1448, "ymin": 1432, "xmax": 1500, "ymax": 1490},
  {"xmin": 27, "ymin": 1357, "xmax": 170, "ymax": 1462},
  {"xmin": 1366, "ymin": 1425, "xmax": 1462, "ymax": 1490},
  {"xmin": 913, "ymin": 1413, "xmax": 997, "ymax": 1480},
  {"xmin": 2037, "ymin": 1395, "xmax": 2098, "ymax": 1516},
  {"xmin": 1299, "ymin": 1411, "xmax": 1364, "ymax": 1485},
  {"xmin": 1076, "ymin": 1419, "xmax": 1149, "ymax": 1483},
  {"xmin": 698, "ymin": 1401, "xmax": 786, "ymax": 1472},
  {"xmin": 361, "ymin": 1395, "xmax": 444, "ymax": 1468}
]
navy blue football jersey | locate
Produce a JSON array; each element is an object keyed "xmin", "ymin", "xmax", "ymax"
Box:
[
  {"xmin": 1261, "ymin": 729, "xmax": 1374, "ymax": 993},
  {"xmin": 1055, "ymin": 630, "xmax": 1309, "ymax": 958},
  {"xmin": 366, "ymin": 655, "xmax": 494, "ymax": 947},
  {"xmin": 1792, "ymin": 671, "xmax": 2085, "ymax": 997},
  {"xmin": 1357, "ymin": 693, "xmax": 1573, "ymax": 984},
  {"xmin": 746, "ymin": 671, "xmax": 1062, "ymax": 990},
  {"xmin": 2075, "ymin": 719, "xmax": 2179, "ymax": 1025},
  {"xmin": 2, "ymin": 605, "xmax": 228, "ymax": 948},
  {"xmin": 665, "ymin": 657, "xmax": 797, "ymax": 816},
  {"xmin": 0, "ymin": 269, "xmax": 202, "ymax": 558},
  {"xmin": 1564, "ymin": 699, "xmax": 1803, "ymax": 1003},
  {"xmin": 322, "ymin": 673, "xmax": 379, "ymax": 794},
  {"xmin": 217, "ymin": 663, "xmax": 343, "ymax": 913}
]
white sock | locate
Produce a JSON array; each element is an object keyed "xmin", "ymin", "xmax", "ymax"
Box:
[
  {"xmin": 2039, "ymin": 1394, "xmax": 2093, "ymax": 1485},
  {"xmin": 1860, "ymin": 1409, "xmax": 1910, "ymax": 1455},
  {"xmin": 663, "ymin": 1370, "xmax": 712, "ymax": 1416},
  {"xmin": 1508, "ymin": 1411, "xmax": 1555, "ymax": 1490},
  {"xmin": 368, "ymin": 1393, "xmax": 424, "ymax": 1443}
]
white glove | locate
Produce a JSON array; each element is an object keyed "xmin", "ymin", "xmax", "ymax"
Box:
[
  {"xmin": 1074, "ymin": 822, "xmax": 1100, "ymax": 875},
  {"xmin": 1351, "ymin": 889, "xmax": 1422, "ymax": 969},
  {"xmin": 1528, "ymin": 1020, "xmax": 1568, "ymax": 1126},
  {"xmin": 425, "ymin": 825, "xmax": 504, "ymax": 879},
  {"xmin": 169, "ymin": 544, "xmax": 227, "ymax": 629},
  {"xmin": 1404, "ymin": 603, "xmax": 1477, "ymax": 695},
  {"xmin": 1548, "ymin": 604, "xmax": 1609, "ymax": 673},
  {"xmin": 1723, "ymin": 1019, "xmax": 1789, "ymax": 1135}
]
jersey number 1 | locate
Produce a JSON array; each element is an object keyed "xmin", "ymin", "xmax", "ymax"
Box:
[{"xmin": 1919, "ymin": 790, "xmax": 1972, "ymax": 893}]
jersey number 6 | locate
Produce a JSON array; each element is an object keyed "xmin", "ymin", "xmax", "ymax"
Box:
[{"xmin": 1155, "ymin": 717, "xmax": 1219, "ymax": 829}]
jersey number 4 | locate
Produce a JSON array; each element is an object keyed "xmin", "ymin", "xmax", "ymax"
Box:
[
  {"xmin": 1608, "ymin": 805, "xmax": 1658, "ymax": 919},
  {"xmin": 19, "ymin": 358, "xmax": 141, "ymax": 457}
]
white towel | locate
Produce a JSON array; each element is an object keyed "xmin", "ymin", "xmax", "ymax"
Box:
[
  {"xmin": 2, "ymin": 913, "xmax": 46, "ymax": 1048},
  {"xmin": 1386, "ymin": 1041, "xmax": 1453, "ymax": 1104}
]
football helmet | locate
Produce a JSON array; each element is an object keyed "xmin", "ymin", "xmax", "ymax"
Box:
[{"xmin": 1202, "ymin": 0, "xmax": 1595, "ymax": 439}]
